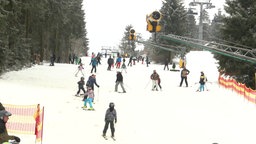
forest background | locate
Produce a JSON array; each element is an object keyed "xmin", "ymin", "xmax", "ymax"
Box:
[{"xmin": 0, "ymin": 0, "xmax": 256, "ymax": 88}]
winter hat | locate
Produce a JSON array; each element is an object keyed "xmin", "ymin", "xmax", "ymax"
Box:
[{"xmin": 109, "ymin": 102, "xmax": 115, "ymax": 108}]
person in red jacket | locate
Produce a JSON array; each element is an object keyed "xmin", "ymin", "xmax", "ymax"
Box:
[{"xmin": 150, "ymin": 70, "xmax": 160, "ymax": 91}]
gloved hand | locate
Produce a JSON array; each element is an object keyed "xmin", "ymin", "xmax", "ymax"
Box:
[
  {"xmin": 14, "ymin": 136, "xmax": 21, "ymax": 142},
  {"xmin": 97, "ymin": 85, "xmax": 100, "ymax": 88}
]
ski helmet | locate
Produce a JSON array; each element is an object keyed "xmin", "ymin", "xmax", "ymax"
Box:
[
  {"xmin": 0, "ymin": 110, "xmax": 12, "ymax": 117},
  {"xmin": 109, "ymin": 102, "xmax": 115, "ymax": 108}
]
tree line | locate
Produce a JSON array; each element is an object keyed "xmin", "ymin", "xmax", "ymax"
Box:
[{"xmin": 0, "ymin": 0, "xmax": 88, "ymax": 74}]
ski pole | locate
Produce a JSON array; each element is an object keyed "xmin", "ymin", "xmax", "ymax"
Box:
[
  {"xmin": 97, "ymin": 87, "xmax": 99, "ymax": 102},
  {"xmin": 124, "ymin": 83, "xmax": 131, "ymax": 90},
  {"xmin": 144, "ymin": 79, "xmax": 151, "ymax": 89}
]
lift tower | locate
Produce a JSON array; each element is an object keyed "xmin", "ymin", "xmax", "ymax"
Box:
[{"xmin": 189, "ymin": 0, "xmax": 215, "ymax": 40}]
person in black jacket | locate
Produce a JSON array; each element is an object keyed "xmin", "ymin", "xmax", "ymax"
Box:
[
  {"xmin": 107, "ymin": 56, "xmax": 114, "ymax": 71},
  {"xmin": 75, "ymin": 77, "xmax": 86, "ymax": 96},
  {"xmin": 163, "ymin": 58, "xmax": 169, "ymax": 70},
  {"xmin": 49, "ymin": 53, "xmax": 56, "ymax": 66},
  {"xmin": 102, "ymin": 102, "xmax": 117, "ymax": 139},
  {"xmin": 115, "ymin": 71, "xmax": 126, "ymax": 93},
  {"xmin": 0, "ymin": 106, "xmax": 20, "ymax": 143}
]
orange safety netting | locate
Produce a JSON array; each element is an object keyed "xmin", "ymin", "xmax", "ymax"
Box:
[
  {"xmin": 219, "ymin": 74, "xmax": 256, "ymax": 104},
  {"xmin": 3, "ymin": 104, "xmax": 38, "ymax": 134}
]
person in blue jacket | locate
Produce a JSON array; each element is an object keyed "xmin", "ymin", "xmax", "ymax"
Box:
[{"xmin": 90, "ymin": 57, "xmax": 98, "ymax": 73}]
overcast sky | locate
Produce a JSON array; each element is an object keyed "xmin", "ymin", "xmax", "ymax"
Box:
[{"xmin": 82, "ymin": 0, "xmax": 225, "ymax": 53}]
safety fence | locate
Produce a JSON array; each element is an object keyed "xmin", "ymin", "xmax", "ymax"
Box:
[
  {"xmin": 218, "ymin": 74, "xmax": 256, "ymax": 104},
  {"xmin": 3, "ymin": 104, "xmax": 44, "ymax": 144}
]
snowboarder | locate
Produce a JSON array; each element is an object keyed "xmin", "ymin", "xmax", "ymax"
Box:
[
  {"xmin": 0, "ymin": 109, "xmax": 21, "ymax": 143},
  {"xmin": 75, "ymin": 63, "xmax": 84, "ymax": 77},
  {"xmin": 150, "ymin": 70, "xmax": 160, "ymax": 91},
  {"xmin": 102, "ymin": 102, "xmax": 117, "ymax": 139},
  {"xmin": 75, "ymin": 77, "xmax": 86, "ymax": 96},
  {"xmin": 82, "ymin": 87, "xmax": 95, "ymax": 110},
  {"xmin": 179, "ymin": 67, "xmax": 190, "ymax": 87},
  {"xmin": 115, "ymin": 71, "xmax": 126, "ymax": 93}
]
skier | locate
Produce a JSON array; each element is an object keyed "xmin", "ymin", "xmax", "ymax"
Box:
[
  {"xmin": 163, "ymin": 58, "xmax": 169, "ymax": 70},
  {"xmin": 86, "ymin": 74, "xmax": 100, "ymax": 90},
  {"xmin": 158, "ymin": 76, "xmax": 162, "ymax": 90},
  {"xmin": 197, "ymin": 71, "xmax": 208, "ymax": 92},
  {"xmin": 75, "ymin": 77, "xmax": 86, "ymax": 96},
  {"xmin": 75, "ymin": 63, "xmax": 84, "ymax": 77},
  {"xmin": 150, "ymin": 70, "xmax": 160, "ymax": 91},
  {"xmin": 146, "ymin": 55, "xmax": 149, "ymax": 67},
  {"xmin": 49, "ymin": 53, "xmax": 56, "ymax": 66},
  {"xmin": 154, "ymin": 76, "xmax": 162, "ymax": 90},
  {"xmin": 107, "ymin": 56, "xmax": 114, "ymax": 71},
  {"xmin": 82, "ymin": 87, "xmax": 95, "ymax": 110},
  {"xmin": 90, "ymin": 57, "xmax": 98, "ymax": 73},
  {"xmin": 179, "ymin": 67, "xmax": 190, "ymax": 87},
  {"xmin": 115, "ymin": 56, "xmax": 122, "ymax": 69},
  {"xmin": 0, "ymin": 109, "xmax": 21, "ymax": 143},
  {"xmin": 127, "ymin": 56, "xmax": 132, "ymax": 67},
  {"xmin": 121, "ymin": 58, "xmax": 127, "ymax": 73},
  {"xmin": 96, "ymin": 53, "xmax": 101, "ymax": 65},
  {"xmin": 86, "ymin": 74, "xmax": 100, "ymax": 102},
  {"xmin": 115, "ymin": 71, "xmax": 126, "ymax": 93},
  {"xmin": 102, "ymin": 102, "xmax": 117, "ymax": 140}
]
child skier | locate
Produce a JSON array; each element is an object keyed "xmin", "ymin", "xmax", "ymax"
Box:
[
  {"xmin": 82, "ymin": 87, "xmax": 95, "ymax": 110},
  {"xmin": 150, "ymin": 70, "xmax": 160, "ymax": 91},
  {"xmin": 197, "ymin": 71, "xmax": 208, "ymax": 92},
  {"xmin": 75, "ymin": 63, "xmax": 84, "ymax": 77},
  {"xmin": 121, "ymin": 61, "xmax": 127, "ymax": 73},
  {"xmin": 102, "ymin": 102, "xmax": 117, "ymax": 140},
  {"xmin": 75, "ymin": 77, "xmax": 86, "ymax": 96},
  {"xmin": 115, "ymin": 71, "xmax": 126, "ymax": 93}
]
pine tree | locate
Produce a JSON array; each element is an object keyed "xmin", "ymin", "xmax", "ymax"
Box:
[
  {"xmin": 0, "ymin": 0, "xmax": 88, "ymax": 74},
  {"xmin": 217, "ymin": 0, "xmax": 256, "ymax": 89}
]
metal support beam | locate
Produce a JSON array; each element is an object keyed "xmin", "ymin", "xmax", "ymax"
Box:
[{"xmin": 160, "ymin": 34, "xmax": 256, "ymax": 64}]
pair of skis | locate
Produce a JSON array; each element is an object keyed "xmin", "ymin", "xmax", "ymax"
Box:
[{"xmin": 102, "ymin": 135, "xmax": 116, "ymax": 141}]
